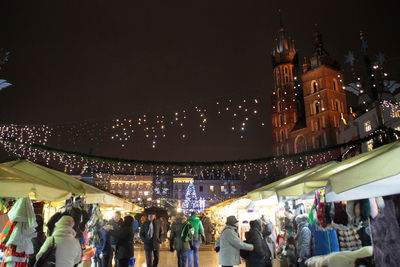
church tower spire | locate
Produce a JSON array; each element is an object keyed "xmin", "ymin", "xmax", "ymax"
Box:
[{"xmin": 270, "ymin": 10, "xmax": 301, "ymax": 156}]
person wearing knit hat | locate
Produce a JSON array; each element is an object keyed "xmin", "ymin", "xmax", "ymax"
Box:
[
  {"xmin": 216, "ymin": 215, "xmax": 253, "ymax": 267},
  {"xmin": 226, "ymin": 215, "xmax": 239, "ymax": 226},
  {"xmin": 36, "ymin": 215, "xmax": 82, "ymax": 267}
]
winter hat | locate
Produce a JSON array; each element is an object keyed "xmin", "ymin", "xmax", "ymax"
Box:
[
  {"xmin": 226, "ymin": 215, "xmax": 239, "ymax": 226},
  {"xmin": 295, "ymin": 213, "xmax": 309, "ymax": 225},
  {"xmin": 55, "ymin": 215, "xmax": 75, "ymax": 228},
  {"xmin": 249, "ymin": 220, "xmax": 262, "ymax": 231}
]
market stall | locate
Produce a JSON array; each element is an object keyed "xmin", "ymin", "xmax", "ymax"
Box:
[
  {"xmin": 0, "ymin": 160, "xmax": 142, "ymax": 266},
  {"xmin": 243, "ymin": 141, "xmax": 400, "ymax": 267},
  {"xmin": 206, "ymin": 196, "xmax": 279, "ymax": 241},
  {"xmin": 0, "ymin": 160, "xmax": 142, "ymax": 213}
]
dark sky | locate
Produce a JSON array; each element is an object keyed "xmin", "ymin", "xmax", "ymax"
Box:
[{"xmin": 1, "ymin": 0, "xmax": 399, "ymax": 162}]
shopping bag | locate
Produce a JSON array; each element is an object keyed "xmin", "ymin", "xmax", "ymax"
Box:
[{"xmin": 128, "ymin": 257, "xmax": 136, "ymax": 267}]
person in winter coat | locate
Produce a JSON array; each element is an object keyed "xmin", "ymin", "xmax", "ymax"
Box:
[
  {"xmin": 202, "ymin": 216, "xmax": 214, "ymax": 245},
  {"xmin": 169, "ymin": 215, "xmax": 191, "ymax": 267},
  {"xmin": 295, "ymin": 214, "xmax": 312, "ymax": 267},
  {"xmin": 245, "ymin": 220, "xmax": 272, "ymax": 267},
  {"xmin": 140, "ymin": 212, "xmax": 163, "ymax": 267},
  {"xmin": 216, "ymin": 215, "xmax": 254, "ymax": 267},
  {"xmin": 109, "ymin": 216, "xmax": 134, "ymax": 267},
  {"xmin": 260, "ymin": 215, "xmax": 277, "ymax": 259},
  {"xmin": 28, "ymin": 214, "xmax": 46, "ymax": 267},
  {"xmin": 94, "ymin": 220, "xmax": 112, "ymax": 267},
  {"xmin": 108, "ymin": 211, "xmax": 124, "ymax": 266},
  {"xmin": 36, "ymin": 215, "xmax": 82, "ymax": 267},
  {"xmin": 187, "ymin": 212, "xmax": 206, "ymax": 267}
]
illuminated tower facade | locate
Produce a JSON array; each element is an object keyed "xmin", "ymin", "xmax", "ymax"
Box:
[{"xmin": 271, "ymin": 19, "xmax": 301, "ymax": 156}]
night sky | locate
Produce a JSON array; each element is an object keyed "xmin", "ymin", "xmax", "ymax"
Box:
[{"xmin": 1, "ymin": 1, "xmax": 399, "ymax": 162}]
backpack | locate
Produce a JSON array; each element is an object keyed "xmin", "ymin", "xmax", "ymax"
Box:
[{"xmin": 180, "ymin": 222, "xmax": 194, "ymax": 243}]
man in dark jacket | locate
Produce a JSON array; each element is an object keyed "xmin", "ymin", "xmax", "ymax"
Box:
[
  {"xmin": 95, "ymin": 221, "xmax": 112, "ymax": 267},
  {"xmin": 140, "ymin": 212, "xmax": 163, "ymax": 267},
  {"xmin": 111, "ymin": 216, "xmax": 134, "ymax": 267},
  {"xmin": 169, "ymin": 215, "xmax": 191, "ymax": 267},
  {"xmin": 245, "ymin": 220, "xmax": 272, "ymax": 267},
  {"xmin": 108, "ymin": 211, "xmax": 123, "ymax": 267}
]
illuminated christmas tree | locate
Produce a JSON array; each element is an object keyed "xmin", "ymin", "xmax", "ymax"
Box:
[{"xmin": 183, "ymin": 182, "xmax": 201, "ymax": 214}]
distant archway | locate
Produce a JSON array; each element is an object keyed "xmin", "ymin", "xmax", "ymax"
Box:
[{"xmin": 294, "ymin": 135, "xmax": 307, "ymax": 153}]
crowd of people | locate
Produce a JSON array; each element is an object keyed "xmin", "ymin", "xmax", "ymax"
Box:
[
  {"xmin": 215, "ymin": 215, "xmax": 275, "ymax": 267},
  {"xmin": 213, "ymin": 210, "xmax": 319, "ymax": 267},
  {"xmin": 28, "ymin": 210, "xmax": 136, "ymax": 267},
  {"xmin": 20, "ymin": 207, "xmax": 217, "ymax": 267}
]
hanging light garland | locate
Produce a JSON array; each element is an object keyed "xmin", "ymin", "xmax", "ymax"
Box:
[{"xmin": 1, "ymin": 127, "xmax": 397, "ymax": 182}]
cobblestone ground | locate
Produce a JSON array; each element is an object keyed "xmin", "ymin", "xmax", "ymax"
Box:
[{"xmin": 133, "ymin": 250, "xmax": 246, "ymax": 267}]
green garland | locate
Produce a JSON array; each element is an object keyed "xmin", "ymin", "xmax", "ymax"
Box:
[{"xmin": 1, "ymin": 126, "xmax": 399, "ymax": 167}]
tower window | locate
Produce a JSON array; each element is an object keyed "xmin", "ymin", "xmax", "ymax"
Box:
[
  {"xmin": 335, "ymin": 100, "xmax": 341, "ymax": 112},
  {"xmin": 314, "ymin": 101, "xmax": 320, "ymax": 114},
  {"xmin": 333, "ymin": 79, "xmax": 338, "ymax": 91},
  {"xmin": 280, "ymin": 130, "xmax": 284, "ymax": 142},
  {"xmin": 311, "ymin": 81, "xmax": 318, "ymax": 94},
  {"xmin": 277, "ymin": 101, "xmax": 282, "ymax": 112}
]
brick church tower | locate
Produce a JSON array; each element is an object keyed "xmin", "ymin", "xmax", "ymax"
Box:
[
  {"xmin": 271, "ymin": 17, "xmax": 302, "ymax": 156},
  {"xmin": 271, "ymin": 24, "xmax": 348, "ymax": 155}
]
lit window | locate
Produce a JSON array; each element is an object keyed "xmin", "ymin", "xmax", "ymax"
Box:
[
  {"xmin": 210, "ymin": 185, "xmax": 214, "ymax": 192},
  {"xmin": 391, "ymin": 106, "xmax": 400, "ymax": 118},
  {"xmin": 367, "ymin": 139, "xmax": 374, "ymax": 151},
  {"xmin": 314, "ymin": 102, "xmax": 320, "ymax": 114},
  {"xmin": 364, "ymin": 121, "xmax": 372, "ymax": 132},
  {"xmin": 311, "ymin": 81, "xmax": 318, "ymax": 94},
  {"xmin": 231, "ymin": 185, "xmax": 236, "ymax": 190},
  {"xmin": 220, "ymin": 186, "xmax": 225, "ymax": 192}
]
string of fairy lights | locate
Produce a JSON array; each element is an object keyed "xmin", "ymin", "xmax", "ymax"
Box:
[
  {"xmin": 0, "ymin": 96, "xmax": 267, "ymax": 151},
  {"xmin": 2, "ymin": 126, "xmax": 398, "ymax": 183},
  {"xmin": 0, "ymin": 137, "xmax": 339, "ymax": 180}
]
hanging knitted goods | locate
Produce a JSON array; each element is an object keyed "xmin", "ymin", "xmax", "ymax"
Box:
[
  {"xmin": 0, "ymin": 221, "xmax": 17, "ymax": 250},
  {"xmin": 317, "ymin": 202, "xmax": 327, "ymax": 228},
  {"xmin": 335, "ymin": 224, "xmax": 363, "ymax": 251},
  {"xmin": 308, "ymin": 204, "xmax": 316, "ymax": 226},
  {"xmin": 360, "ymin": 199, "xmax": 371, "ymax": 221},
  {"xmin": 0, "ymin": 199, "xmax": 15, "ymax": 214},
  {"xmin": 325, "ymin": 202, "xmax": 333, "ymax": 225},
  {"xmin": 345, "ymin": 201, "xmax": 354, "ymax": 223},
  {"xmin": 1, "ymin": 197, "xmax": 37, "ymax": 267},
  {"xmin": 333, "ymin": 202, "xmax": 348, "ymax": 226},
  {"xmin": 0, "ymin": 245, "xmax": 28, "ymax": 267},
  {"xmin": 87, "ymin": 204, "xmax": 103, "ymax": 247}
]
